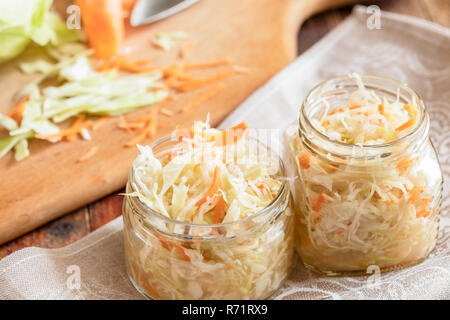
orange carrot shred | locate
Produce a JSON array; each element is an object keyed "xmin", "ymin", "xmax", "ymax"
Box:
[
  {"xmin": 182, "ymin": 57, "xmax": 232, "ymax": 71},
  {"xmin": 226, "ymin": 264, "xmax": 233, "ymax": 270},
  {"xmin": 378, "ymin": 104, "xmax": 385, "ymax": 115},
  {"xmin": 197, "ymin": 167, "xmax": 221, "ymax": 208},
  {"xmin": 349, "ymin": 104, "xmax": 362, "ymax": 110},
  {"xmin": 312, "ymin": 191, "xmax": 326, "ymax": 212},
  {"xmin": 143, "ymin": 282, "xmax": 160, "ymax": 299},
  {"xmin": 174, "ymin": 69, "xmax": 234, "ymax": 92},
  {"xmin": 213, "ymin": 195, "xmax": 225, "ymax": 224},
  {"xmin": 8, "ymin": 96, "xmax": 30, "ymax": 124},
  {"xmin": 179, "ymin": 42, "xmax": 195, "ymax": 59},
  {"xmin": 299, "ymin": 153, "xmax": 310, "ymax": 169}
]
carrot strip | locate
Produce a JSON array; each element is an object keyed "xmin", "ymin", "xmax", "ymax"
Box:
[
  {"xmin": 408, "ymin": 187, "xmax": 424, "ymax": 202},
  {"xmin": 397, "ymin": 156, "xmax": 418, "ymax": 172},
  {"xmin": 179, "ymin": 42, "xmax": 195, "ymax": 59},
  {"xmin": 232, "ymin": 65, "xmax": 251, "ymax": 74},
  {"xmin": 182, "ymin": 57, "xmax": 232, "ymax": 71},
  {"xmin": 160, "ymin": 107, "xmax": 174, "ymax": 117},
  {"xmin": 219, "ymin": 121, "xmax": 249, "ymax": 146},
  {"xmin": 167, "ymin": 240, "xmax": 191, "ymax": 262},
  {"xmin": 77, "ymin": 146, "xmax": 99, "ymax": 162},
  {"xmin": 378, "ymin": 104, "xmax": 385, "ymax": 116},
  {"xmin": 196, "ymin": 167, "xmax": 221, "ymax": 207},
  {"xmin": 76, "ymin": 0, "xmax": 124, "ymax": 60},
  {"xmin": 396, "ymin": 104, "xmax": 418, "ymax": 132},
  {"xmin": 349, "ymin": 104, "xmax": 362, "ymax": 110},
  {"xmin": 226, "ymin": 264, "xmax": 233, "ymax": 270},
  {"xmin": 299, "ymin": 153, "xmax": 311, "ymax": 169},
  {"xmin": 416, "ymin": 209, "xmax": 431, "ymax": 218},
  {"xmin": 183, "ymin": 83, "xmax": 225, "ymax": 112},
  {"xmin": 8, "ymin": 96, "xmax": 30, "ymax": 124},
  {"xmin": 174, "ymin": 69, "xmax": 234, "ymax": 92},
  {"xmin": 312, "ymin": 191, "xmax": 326, "ymax": 212},
  {"xmin": 143, "ymin": 282, "xmax": 160, "ymax": 299},
  {"xmin": 213, "ymin": 195, "xmax": 225, "ymax": 224}
]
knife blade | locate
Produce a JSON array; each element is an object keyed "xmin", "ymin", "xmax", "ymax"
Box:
[{"xmin": 130, "ymin": 0, "xmax": 200, "ymax": 27}]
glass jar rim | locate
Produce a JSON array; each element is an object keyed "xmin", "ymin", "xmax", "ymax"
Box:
[
  {"xmin": 300, "ymin": 74, "xmax": 428, "ymax": 150},
  {"xmin": 126, "ymin": 134, "xmax": 288, "ymax": 237}
]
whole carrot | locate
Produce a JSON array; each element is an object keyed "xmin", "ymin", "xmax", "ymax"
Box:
[{"xmin": 76, "ymin": 0, "xmax": 124, "ymax": 60}]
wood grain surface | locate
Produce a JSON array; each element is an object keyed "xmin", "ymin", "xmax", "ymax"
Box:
[{"xmin": 1, "ymin": 0, "xmax": 449, "ymax": 259}]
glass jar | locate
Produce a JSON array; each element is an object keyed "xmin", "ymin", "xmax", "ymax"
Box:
[
  {"xmin": 286, "ymin": 74, "xmax": 442, "ymax": 276},
  {"xmin": 123, "ymin": 136, "xmax": 295, "ymax": 299}
]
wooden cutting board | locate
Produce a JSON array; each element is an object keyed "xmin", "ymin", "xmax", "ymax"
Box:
[{"xmin": 0, "ymin": 0, "xmax": 357, "ymax": 244}]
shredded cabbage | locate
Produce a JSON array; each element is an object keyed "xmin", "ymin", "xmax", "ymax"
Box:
[
  {"xmin": 124, "ymin": 120, "xmax": 294, "ymax": 299},
  {"xmin": 0, "ymin": 54, "xmax": 168, "ymax": 160},
  {"xmin": 286, "ymin": 74, "xmax": 441, "ymax": 273},
  {"xmin": 152, "ymin": 31, "xmax": 189, "ymax": 52},
  {"xmin": 0, "ymin": 0, "xmax": 79, "ymax": 63}
]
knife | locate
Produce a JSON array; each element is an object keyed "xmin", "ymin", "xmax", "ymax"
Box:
[{"xmin": 130, "ymin": 0, "xmax": 200, "ymax": 27}]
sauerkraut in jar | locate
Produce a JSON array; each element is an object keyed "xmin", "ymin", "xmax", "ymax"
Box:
[
  {"xmin": 124, "ymin": 120, "xmax": 294, "ymax": 299},
  {"xmin": 286, "ymin": 74, "xmax": 442, "ymax": 275}
]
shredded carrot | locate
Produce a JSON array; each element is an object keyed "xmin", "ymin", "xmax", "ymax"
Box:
[
  {"xmin": 36, "ymin": 115, "xmax": 94, "ymax": 141},
  {"xmin": 116, "ymin": 56, "xmax": 159, "ymax": 73},
  {"xmin": 179, "ymin": 42, "xmax": 195, "ymax": 59},
  {"xmin": 167, "ymin": 240, "xmax": 191, "ymax": 262},
  {"xmin": 193, "ymin": 163, "xmax": 201, "ymax": 172},
  {"xmin": 174, "ymin": 69, "xmax": 234, "ymax": 92},
  {"xmin": 312, "ymin": 191, "xmax": 326, "ymax": 212},
  {"xmin": 397, "ymin": 156, "xmax": 418, "ymax": 172},
  {"xmin": 142, "ymin": 282, "xmax": 160, "ymax": 299},
  {"xmin": 182, "ymin": 57, "xmax": 232, "ymax": 71},
  {"xmin": 213, "ymin": 195, "xmax": 225, "ymax": 224},
  {"xmin": 408, "ymin": 187, "xmax": 424, "ymax": 202},
  {"xmin": 159, "ymin": 107, "xmax": 174, "ymax": 117},
  {"xmin": 183, "ymin": 83, "xmax": 225, "ymax": 112},
  {"xmin": 77, "ymin": 146, "xmax": 99, "ymax": 162},
  {"xmin": 124, "ymin": 117, "xmax": 155, "ymax": 147},
  {"xmin": 232, "ymin": 65, "xmax": 251, "ymax": 74},
  {"xmin": 321, "ymin": 120, "xmax": 330, "ymax": 127},
  {"xmin": 218, "ymin": 121, "xmax": 249, "ymax": 146},
  {"xmin": 349, "ymin": 104, "xmax": 362, "ymax": 110},
  {"xmin": 8, "ymin": 96, "xmax": 29, "ymax": 124},
  {"xmin": 226, "ymin": 264, "xmax": 233, "ymax": 270},
  {"xmin": 396, "ymin": 104, "xmax": 418, "ymax": 131},
  {"xmin": 416, "ymin": 209, "xmax": 431, "ymax": 218},
  {"xmin": 299, "ymin": 153, "xmax": 310, "ymax": 169},
  {"xmin": 174, "ymin": 126, "xmax": 194, "ymax": 142},
  {"xmin": 196, "ymin": 167, "xmax": 221, "ymax": 207},
  {"xmin": 378, "ymin": 104, "xmax": 385, "ymax": 116}
]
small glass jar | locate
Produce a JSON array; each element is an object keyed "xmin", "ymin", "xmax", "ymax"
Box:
[
  {"xmin": 123, "ymin": 136, "xmax": 295, "ymax": 299},
  {"xmin": 286, "ymin": 74, "xmax": 442, "ymax": 276}
]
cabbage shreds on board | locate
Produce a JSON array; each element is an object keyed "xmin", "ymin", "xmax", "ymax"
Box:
[
  {"xmin": 0, "ymin": 54, "xmax": 169, "ymax": 160},
  {"xmin": 286, "ymin": 74, "xmax": 441, "ymax": 272},
  {"xmin": 124, "ymin": 120, "xmax": 294, "ymax": 299}
]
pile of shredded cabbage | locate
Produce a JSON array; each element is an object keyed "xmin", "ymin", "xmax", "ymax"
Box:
[
  {"xmin": 0, "ymin": 50, "xmax": 168, "ymax": 161},
  {"xmin": 311, "ymin": 74, "xmax": 419, "ymax": 145},
  {"xmin": 129, "ymin": 120, "xmax": 282, "ymax": 225},
  {"xmin": 286, "ymin": 74, "xmax": 441, "ymax": 272},
  {"xmin": 124, "ymin": 120, "xmax": 294, "ymax": 299}
]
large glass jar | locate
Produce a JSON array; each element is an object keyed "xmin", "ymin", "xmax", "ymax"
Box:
[
  {"xmin": 123, "ymin": 136, "xmax": 295, "ymax": 299},
  {"xmin": 286, "ymin": 74, "xmax": 442, "ymax": 276}
]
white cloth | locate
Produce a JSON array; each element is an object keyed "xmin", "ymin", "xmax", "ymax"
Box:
[{"xmin": 1, "ymin": 6, "xmax": 449, "ymax": 300}]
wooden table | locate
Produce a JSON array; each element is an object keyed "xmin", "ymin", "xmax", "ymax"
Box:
[{"xmin": 1, "ymin": 0, "xmax": 448, "ymax": 259}]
